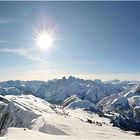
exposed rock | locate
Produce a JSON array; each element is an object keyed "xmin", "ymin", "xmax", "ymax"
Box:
[
  {"xmin": 110, "ymin": 109, "xmax": 140, "ymax": 132},
  {"xmin": 0, "ymin": 95, "xmax": 39, "ymax": 135}
]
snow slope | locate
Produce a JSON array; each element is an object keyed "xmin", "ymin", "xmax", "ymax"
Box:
[
  {"xmin": 0, "ymin": 95, "xmax": 139, "ymax": 140},
  {"xmin": 98, "ymin": 84, "xmax": 140, "ymax": 113},
  {"xmin": 98, "ymin": 84, "xmax": 140, "ymax": 131}
]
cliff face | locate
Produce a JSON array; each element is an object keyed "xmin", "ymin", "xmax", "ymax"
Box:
[
  {"xmin": 0, "ymin": 96, "xmax": 39, "ymax": 135},
  {"xmin": 100, "ymin": 84, "xmax": 140, "ymax": 132}
]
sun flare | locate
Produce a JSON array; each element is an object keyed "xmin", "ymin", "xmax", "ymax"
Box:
[{"xmin": 35, "ymin": 30, "xmax": 54, "ymax": 52}]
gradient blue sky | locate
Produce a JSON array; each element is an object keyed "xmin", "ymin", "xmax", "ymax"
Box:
[{"xmin": 0, "ymin": 1, "xmax": 140, "ymax": 81}]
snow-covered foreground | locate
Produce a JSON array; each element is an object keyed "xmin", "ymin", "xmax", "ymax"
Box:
[
  {"xmin": 3, "ymin": 126, "xmax": 139, "ymax": 140},
  {"xmin": 0, "ymin": 95, "xmax": 140, "ymax": 140}
]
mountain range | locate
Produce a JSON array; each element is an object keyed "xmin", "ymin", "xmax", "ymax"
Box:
[{"xmin": 0, "ymin": 76, "xmax": 140, "ymax": 139}]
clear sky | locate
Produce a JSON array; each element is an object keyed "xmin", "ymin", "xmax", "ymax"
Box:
[{"xmin": 0, "ymin": 1, "xmax": 140, "ymax": 81}]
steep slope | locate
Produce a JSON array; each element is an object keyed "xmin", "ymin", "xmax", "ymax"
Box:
[
  {"xmin": 0, "ymin": 94, "xmax": 139, "ymax": 139},
  {"xmin": 61, "ymin": 95, "xmax": 103, "ymax": 115},
  {"xmin": 0, "ymin": 95, "xmax": 39, "ymax": 134},
  {"xmin": 35, "ymin": 76, "xmax": 125, "ymax": 104},
  {"xmin": 98, "ymin": 84, "xmax": 140, "ymax": 131},
  {"xmin": 0, "ymin": 95, "xmax": 64, "ymax": 135},
  {"xmin": 0, "ymin": 78, "xmax": 136, "ymax": 106},
  {"xmin": 98, "ymin": 84, "xmax": 140, "ymax": 113}
]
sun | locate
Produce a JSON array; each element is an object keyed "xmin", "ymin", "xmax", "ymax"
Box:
[{"xmin": 35, "ymin": 30, "xmax": 54, "ymax": 52}]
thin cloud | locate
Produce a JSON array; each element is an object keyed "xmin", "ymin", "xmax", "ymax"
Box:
[
  {"xmin": 0, "ymin": 48, "xmax": 24, "ymax": 53},
  {"xmin": 0, "ymin": 40, "xmax": 8, "ymax": 43},
  {"xmin": 0, "ymin": 18, "xmax": 15, "ymax": 24},
  {"xmin": 0, "ymin": 47, "xmax": 45, "ymax": 63}
]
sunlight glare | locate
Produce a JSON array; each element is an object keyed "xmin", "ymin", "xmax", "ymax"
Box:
[{"xmin": 35, "ymin": 30, "xmax": 54, "ymax": 53}]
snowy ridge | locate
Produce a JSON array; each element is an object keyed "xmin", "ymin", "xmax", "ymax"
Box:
[
  {"xmin": 35, "ymin": 76, "xmax": 126, "ymax": 104},
  {"xmin": 98, "ymin": 84, "xmax": 140, "ymax": 112},
  {"xmin": 0, "ymin": 77, "xmax": 136, "ymax": 106},
  {"xmin": 0, "ymin": 94, "xmax": 139, "ymax": 139},
  {"xmin": 98, "ymin": 84, "xmax": 140, "ymax": 131},
  {"xmin": 0, "ymin": 77, "xmax": 140, "ymax": 136}
]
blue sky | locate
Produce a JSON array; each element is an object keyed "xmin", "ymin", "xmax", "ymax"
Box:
[{"xmin": 0, "ymin": 1, "xmax": 140, "ymax": 81}]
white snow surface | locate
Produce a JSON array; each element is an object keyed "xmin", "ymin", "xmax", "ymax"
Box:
[{"xmin": 0, "ymin": 95, "xmax": 139, "ymax": 140}]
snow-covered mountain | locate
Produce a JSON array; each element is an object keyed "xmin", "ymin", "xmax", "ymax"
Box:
[
  {"xmin": 0, "ymin": 95, "xmax": 39, "ymax": 134},
  {"xmin": 1, "ymin": 94, "xmax": 140, "ymax": 140},
  {"xmin": 98, "ymin": 84, "xmax": 140, "ymax": 112},
  {"xmin": 0, "ymin": 80, "xmax": 44, "ymax": 87},
  {"xmin": 61, "ymin": 95, "xmax": 103, "ymax": 115},
  {"xmin": 35, "ymin": 76, "xmax": 127, "ymax": 104},
  {"xmin": 0, "ymin": 80, "xmax": 45, "ymax": 97},
  {"xmin": 0, "ymin": 77, "xmax": 140, "ymax": 134},
  {"xmin": 0, "ymin": 87, "xmax": 21, "ymax": 96},
  {"xmin": 97, "ymin": 84, "xmax": 140, "ymax": 131},
  {"xmin": 0, "ymin": 77, "xmax": 136, "ymax": 106}
]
